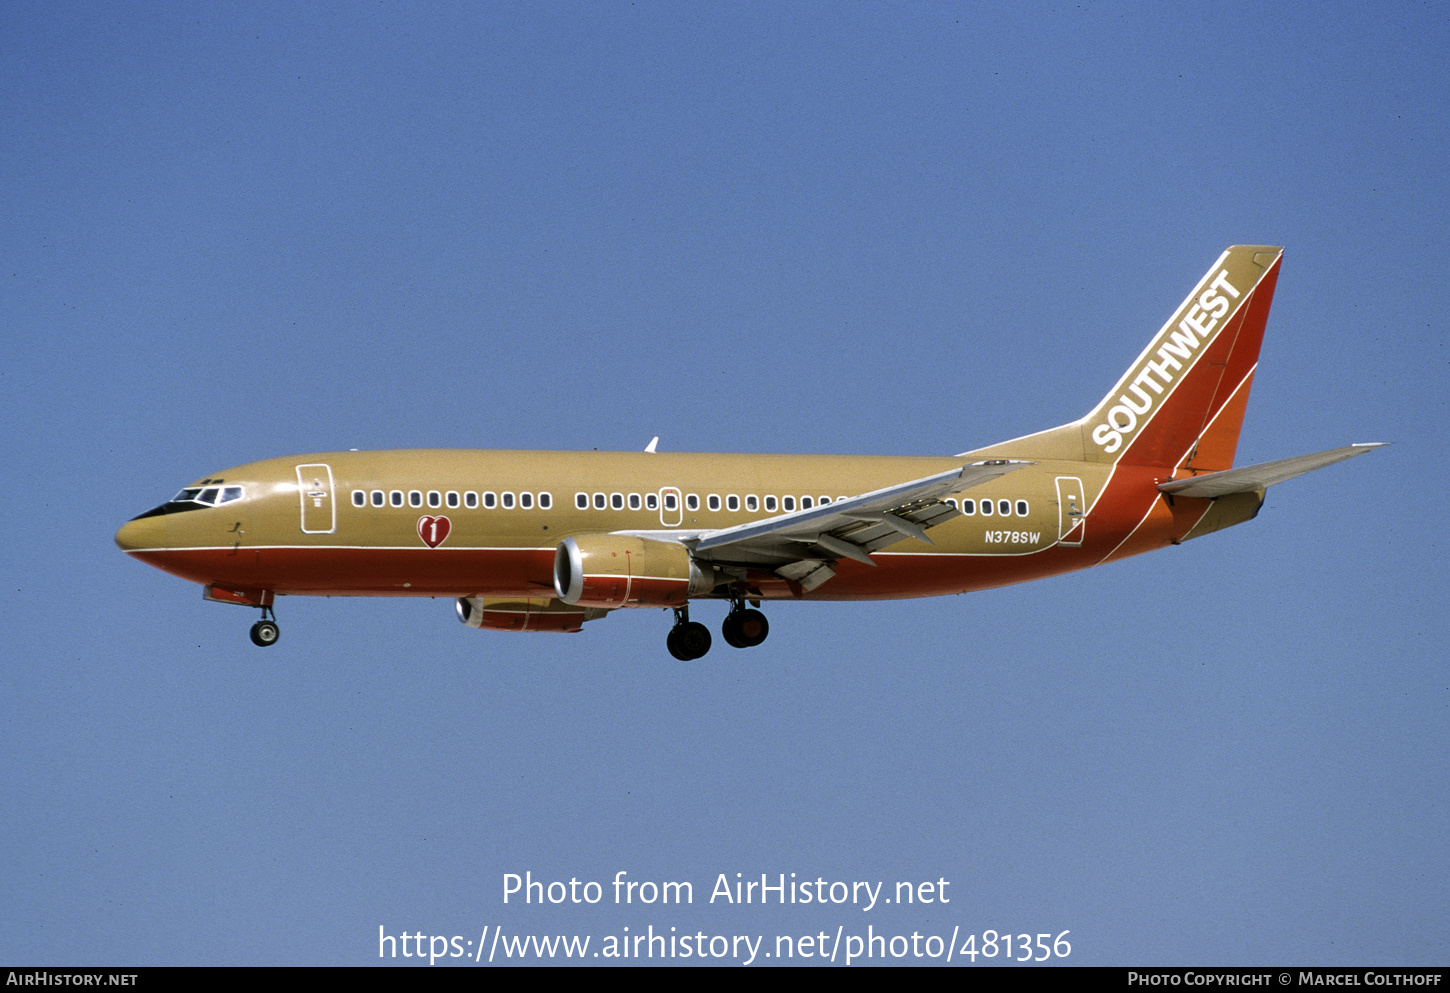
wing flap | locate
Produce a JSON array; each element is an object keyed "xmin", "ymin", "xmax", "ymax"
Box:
[{"xmin": 693, "ymin": 460, "xmax": 1032, "ymax": 571}]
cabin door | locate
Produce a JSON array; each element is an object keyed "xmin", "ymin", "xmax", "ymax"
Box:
[
  {"xmin": 1055, "ymin": 476, "xmax": 1085, "ymax": 547},
  {"xmin": 296, "ymin": 463, "xmax": 336, "ymax": 534}
]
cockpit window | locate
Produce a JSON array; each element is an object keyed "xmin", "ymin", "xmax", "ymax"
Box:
[
  {"xmin": 168, "ymin": 485, "xmax": 244, "ymax": 507},
  {"xmin": 136, "ymin": 483, "xmax": 245, "ymax": 520}
]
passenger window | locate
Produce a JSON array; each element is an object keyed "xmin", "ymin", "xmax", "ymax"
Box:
[
  {"xmin": 483, "ymin": 491, "xmax": 497, "ymax": 509},
  {"xmin": 783, "ymin": 496, "xmax": 796, "ymax": 512},
  {"xmin": 576, "ymin": 493, "xmax": 589, "ymax": 510},
  {"xmin": 427, "ymin": 491, "xmax": 442, "ymax": 508},
  {"xmin": 611, "ymin": 493, "xmax": 624, "ymax": 510},
  {"xmin": 646, "ymin": 493, "xmax": 658, "ymax": 510},
  {"xmin": 1016, "ymin": 500, "xmax": 1028, "ymax": 516},
  {"xmin": 980, "ymin": 500, "xmax": 992, "ymax": 516},
  {"xmin": 945, "ymin": 498, "xmax": 958, "ymax": 509},
  {"xmin": 764, "ymin": 496, "xmax": 778, "ymax": 512},
  {"xmin": 727, "ymin": 495, "xmax": 739, "ymax": 512},
  {"xmin": 372, "ymin": 490, "xmax": 385, "ymax": 507},
  {"xmin": 746, "ymin": 495, "xmax": 759, "ymax": 512},
  {"xmin": 801, "ymin": 496, "xmax": 813, "ymax": 509},
  {"xmin": 465, "ymin": 492, "xmax": 478, "ymax": 509},
  {"xmin": 707, "ymin": 495, "xmax": 720, "ymax": 511},
  {"xmin": 520, "ymin": 492, "xmax": 533, "ymax": 509},
  {"xmin": 594, "ymin": 493, "xmax": 607, "ymax": 510},
  {"xmin": 629, "ymin": 493, "xmax": 641, "ymax": 510},
  {"xmin": 391, "ymin": 490, "xmax": 404, "ymax": 508},
  {"xmin": 352, "ymin": 490, "xmax": 366, "ymax": 507},
  {"xmin": 446, "ymin": 491, "xmax": 460, "ymax": 508},
  {"xmin": 502, "ymin": 492, "xmax": 515, "ymax": 509},
  {"xmin": 664, "ymin": 493, "xmax": 677, "ymax": 511},
  {"xmin": 999, "ymin": 499, "xmax": 1010, "ymax": 516},
  {"xmin": 539, "ymin": 492, "xmax": 552, "ymax": 509},
  {"xmin": 819, "ymin": 496, "xmax": 831, "ymax": 505},
  {"xmin": 686, "ymin": 494, "xmax": 699, "ymax": 511},
  {"xmin": 409, "ymin": 491, "xmax": 423, "ymax": 508},
  {"xmin": 961, "ymin": 499, "xmax": 974, "ymax": 514}
]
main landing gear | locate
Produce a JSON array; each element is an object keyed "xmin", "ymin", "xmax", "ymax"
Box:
[
  {"xmin": 666, "ymin": 605, "xmax": 712, "ymax": 661},
  {"xmin": 249, "ymin": 605, "xmax": 280, "ymax": 647},
  {"xmin": 665, "ymin": 599, "xmax": 770, "ymax": 660},
  {"xmin": 722, "ymin": 602, "xmax": 769, "ymax": 649}
]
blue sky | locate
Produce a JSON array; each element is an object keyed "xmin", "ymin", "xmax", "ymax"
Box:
[{"xmin": 3, "ymin": 0, "xmax": 1446, "ymax": 966}]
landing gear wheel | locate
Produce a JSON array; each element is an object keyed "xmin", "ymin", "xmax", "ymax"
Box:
[
  {"xmin": 666, "ymin": 626, "xmax": 688, "ymax": 660},
  {"xmin": 722, "ymin": 617, "xmax": 746, "ymax": 649},
  {"xmin": 722, "ymin": 605, "xmax": 769, "ymax": 649},
  {"xmin": 666, "ymin": 620, "xmax": 712, "ymax": 660},
  {"xmin": 249, "ymin": 619, "xmax": 280, "ymax": 647}
]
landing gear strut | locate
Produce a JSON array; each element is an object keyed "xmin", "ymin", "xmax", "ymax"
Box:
[
  {"xmin": 722, "ymin": 598, "xmax": 769, "ymax": 649},
  {"xmin": 249, "ymin": 605, "xmax": 280, "ymax": 647},
  {"xmin": 666, "ymin": 605, "xmax": 712, "ymax": 661}
]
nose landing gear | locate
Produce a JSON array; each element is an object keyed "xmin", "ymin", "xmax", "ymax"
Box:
[{"xmin": 249, "ymin": 606, "xmax": 280, "ymax": 647}]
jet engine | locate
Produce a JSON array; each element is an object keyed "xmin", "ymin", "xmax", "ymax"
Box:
[
  {"xmin": 553, "ymin": 534, "xmax": 717, "ymax": 609},
  {"xmin": 455, "ymin": 596, "xmax": 607, "ymax": 633}
]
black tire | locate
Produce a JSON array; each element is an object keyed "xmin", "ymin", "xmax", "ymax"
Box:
[
  {"xmin": 666, "ymin": 626, "xmax": 691, "ymax": 660},
  {"xmin": 680, "ymin": 621, "xmax": 711, "ymax": 659},
  {"xmin": 735, "ymin": 608, "xmax": 769, "ymax": 647},
  {"xmin": 722, "ymin": 612, "xmax": 748, "ymax": 648},
  {"xmin": 250, "ymin": 620, "xmax": 280, "ymax": 647},
  {"xmin": 667, "ymin": 621, "xmax": 712, "ymax": 660}
]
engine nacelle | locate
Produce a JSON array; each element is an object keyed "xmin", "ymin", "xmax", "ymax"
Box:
[
  {"xmin": 554, "ymin": 534, "xmax": 717, "ymax": 609},
  {"xmin": 455, "ymin": 596, "xmax": 607, "ymax": 633}
]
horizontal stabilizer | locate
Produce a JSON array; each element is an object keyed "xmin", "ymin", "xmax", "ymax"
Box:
[{"xmin": 1158, "ymin": 443, "xmax": 1385, "ymax": 498}]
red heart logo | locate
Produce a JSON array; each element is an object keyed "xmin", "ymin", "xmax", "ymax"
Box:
[{"xmin": 417, "ymin": 515, "xmax": 451, "ymax": 548}]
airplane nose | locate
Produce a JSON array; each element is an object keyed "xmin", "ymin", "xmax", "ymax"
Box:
[{"xmin": 115, "ymin": 515, "xmax": 164, "ymax": 553}]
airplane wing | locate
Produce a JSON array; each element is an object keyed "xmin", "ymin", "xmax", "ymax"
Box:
[
  {"xmin": 690, "ymin": 460, "xmax": 1032, "ymax": 590},
  {"xmin": 1157, "ymin": 443, "xmax": 1385, "ymax": 499}
]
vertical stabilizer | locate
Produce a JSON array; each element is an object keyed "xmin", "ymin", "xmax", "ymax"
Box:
[
  {"xmin": 965, "ymin": 246, "xmax": 1283, "ymax": 470},
  {"xmin": 1085, "ymin": 245, "xmax": 1282, "ymax": 469}
]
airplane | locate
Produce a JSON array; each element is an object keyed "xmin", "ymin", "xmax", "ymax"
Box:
[{"xmin": 115, "ymin": 246, "xmax": 1381, "ymax": 660}]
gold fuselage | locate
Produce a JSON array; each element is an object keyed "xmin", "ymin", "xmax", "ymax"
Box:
[{"xmin": 114, "ymin": 446, "xmax": 1244, "ymax": 604}]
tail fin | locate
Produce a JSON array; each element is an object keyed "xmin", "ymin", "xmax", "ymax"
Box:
[
  {"xmin": 1086, "ymin": 245, "xmax": 1282, "ymax": 469},
  {"xmin": 967, "ymin": 246, "xmax": 1283, "ymax": 471}
]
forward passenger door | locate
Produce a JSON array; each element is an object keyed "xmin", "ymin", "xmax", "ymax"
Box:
[{"xmin": 296, "ymin": 463, "xmax": 336, "ymax": 534}]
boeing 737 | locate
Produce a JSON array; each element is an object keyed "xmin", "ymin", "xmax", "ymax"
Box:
[{"xmin": 116, "ymin": 246, "xmax": 1380, "ymax": 659}]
